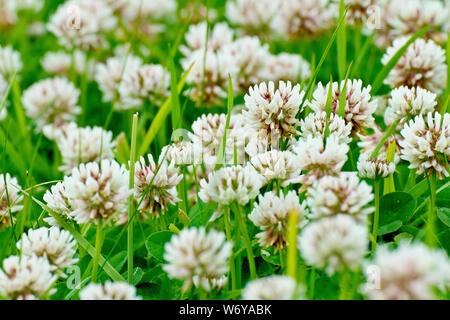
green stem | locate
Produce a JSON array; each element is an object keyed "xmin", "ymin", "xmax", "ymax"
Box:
[
  {"xmin": 127, "ymin": 113, "xmax": 138, "ymax": 283},
  {"xmin": 370, "ymin": 120, "xmax": 400, "ymax": 159},
  {"xmin": 92, "ymin": 220, "xmax": 104, "ymax": 283},
  {"xmin": 338, "ymin": 270, "xmax": 351, "ymax": 300},
  {"xmin": 234, "ymin": 203, "xmax": 257, "ymax": 280},
  {"xmin": 286, "ymin": 210, "xmax": 299, "ymax": 282},
  {"xmin": 425, "ymin": 172, "xmax": 437, "ymax": 247},
  {"xmin": 182, "ymin": 166, "xmax": 189, "ymax": 215},
  {"xmin": 308, "ymin": 268, "xmax": 316, "ymax": 299},
  {"xmin": 371, "ymin": 178, "xmax": 381, "ymax": 253},
  {"xmin": 223, "ymin": 207, "xmax": 236, "ymax": 291}
]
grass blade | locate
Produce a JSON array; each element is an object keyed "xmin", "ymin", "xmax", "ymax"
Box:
[
  {"xmin": 337, "ymin": 0, "xmax": 347, "ymax": 81},
  {"xmin": 215, "ymin": 75, "xmax": 233, "ymax": 169},
  {"xmin": 138, "ymin": 63, "xmax": 194, "ymax": 157}
]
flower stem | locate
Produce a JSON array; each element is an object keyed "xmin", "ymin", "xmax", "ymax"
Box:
[
  {"xmin": 371, "ymin": 178, "xmax": 381, "ymax": 253},
  {"xmin": 370, "ymin": 119, "xmax": 400, "ymax": 159},
  {"xmin": 128, "ymin": 113, "xmax": 138, "ymax": 283},
  {"xmin": 223, "ymin": 207, "xmax": 236, "ymax": 291},
  {"xmin": 234, "ymin": 203, "xmax": 257, "ymax": 280},
  {"xmin": 182, "ymin": 166, "xmax": 189, "ymax": 215},
  {"xmin": 425, "ymin": 172, "xmax": 437, "ymax": 247},
  {"xmin": 286, "ymin": 210, "xmax": 299, "ymax": 282},
  {"xmin": 338, "ymin": 270, "xmax": 351, "ymax": 300},
  {"xmin": 92, "ymin": 220, "xmax": 104, "ymax": 283}
]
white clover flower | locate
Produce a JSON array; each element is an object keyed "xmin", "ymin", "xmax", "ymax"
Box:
[
  {"xmin": 181, "ymin": 49, "xmax": 238, "ymax": 105},
  {"xmin": 384, "ymin": 86, "xmax": 438, "ymax": 126},
  {"xmin": 0, "ymin": 0, "xmax": 17, "ymax": 28},
  {"xmin": 0, "ymin": 173, "xmax": 23, "ymax": 227},
  {"xmin": 261, "ymin": 53, "xmax": 311, "ymax": 84},
  {"xmin": 290, "ymin": 135, "xmax": 349, "ymax": 187},
  {"xmin": 17, "ymin": 226, "xmax": 78, "ymax": 275},
  {"xmin": 308, "ymin": 79, "xmax": 377, "ymax": 136},
  {"xmin": 357, "ymin": 153, "xmax": 395, "ymax": 179},
  {"xmin": 190, "ymin": 113, "xmax": 246, "ymax": 163},
  {"xmin": 180, "ymin": 22, "xmax": 235, "ymax": 57},
  {"xmin": 163, "ymin": 227, "xmax": 232, "ymax": 291},
  {"xmin": 298, "ymin": 214, "xmax": 369, "ymax": 275},
  {"xmin": 362, "ymin": 242, "xmax": 450, "ymax": 300},
  {"xmin": 242, "ymin": 275, "xmax": 302, "ymax": 300},
  {"xmin": 193, "ymin": 275, "xmax": 228, "ymax": 292},
  {"xmin": 226, "ymin": 0, "xmax": 280, "ymax": 32},
  {"xmin": 43, "ymin": 181, "xmax": 72, "ymax": 226},
  {"xmin": 220, "ymin": 36, "xmax": 270, "ymax": 90},
  {"xmin": 22, "ymin": 77, "xmax": 81, "ymax": 131},
  {"xmin": 199, "ymin": 165, "xmax": 264, "ymax": 206},
  {"xmin": 382, "ymin": 38, "xmax": 447, "ymax": 94},
  {"xmin": 47, "ymin": 0, "xmax": 117, "ymax": 50},
  {"xmin": 0, "ymin": 74, "xmax": 7, "ymax": 120},
  {"xmin": 134, "ymin": 155, "xmax": 182, "ymax": 218},
  {"xmin": 118, "ymin": 64, "xmax": 170, "ymax": 109},
  {"xmin": 64, "ymin": 160, "xmax": 131, "ymax": 225},
  {"xmin": 249, "ymin": 191, "xmax": 307, "ymax": 251},
  {"xmin": 161, "ymin": 140, "xmax": 202, "ymax": 167},
  {"xmin": 300, "ymin": 111, "xmax": 352, "ymax": 144},
  {"xmin": 357, "ymin": 125, "xmax": 401, "ymax": 164},
  {"xmin": 95, "ymin": 55, "xmax": 142, "ymax": 104},
  {"xmin": 51, "ymin": 122, "xmax": 116, "ymax": 174},
  {"xmin": 249, "ymin": 150, "xmax": 302, "ymax": 187},
  {"xmin": 0, "ymin": 45, "xmax": 22, "ymax": 78},
  {"xmin": 0, "ymin": 254, "xmax": 57, "ymax": 300},
  {"xmin": 243, "ymin": 81, "xmax": 304, "ymax": 140},
  {"xmin": 399, "ymin": 112, "xmax": 450, "ymax": 179},
  {"xmin": 307, "ymin": 172, "xmax": 374, "ymax": 222},
  {"xmin": 80, "ymin": 281, "xmax": 141, "ymax": 300},
  {"xmin": 271, "ymin": 0, "xmax": 334, "ymax": 38},
  {"xmin": 376, "ymin": 0, "xmax": 448, "ymax": 48},
  {"xmin": 41, "ymin": 51, "xmax": 72, "ymax": 75}
]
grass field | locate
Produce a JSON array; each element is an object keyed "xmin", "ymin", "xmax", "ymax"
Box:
[{"xmin": 0, "ymin": 0, "xmax": 449, "ymax": 300}]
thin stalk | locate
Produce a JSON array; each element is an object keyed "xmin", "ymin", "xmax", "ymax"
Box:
[
  {"xmin": 371, "ymin": 178, "xmax": 381, "ymax": 253},
  {"xmin": 286, "ymin": 210, "xmax": 299, "ymax": 282},
  {"xmin": 223, "ymin": 207, "xmax": 236, "ymax": 291},
  {"xmin": 234, "ymin": 203, "xmax": 257, "ymax": 280},
  {"xmin": 92, "ymin": 220, "xmax": 104, "ymax": 283},
  {"xmin": 308, "ymin": 268, "xmax": 316, "ymax": 299},
  {"xmin": 338, "ymin": 271, "xmax": 351, "ymax": 300},
  {"xmin": 370, "ymin": 119, "xmax": 400, "ymax": 159},
  {"xmin": 182, "ymin": 166, "xmax": 189, "ymax": 215},
  {"xmin": 128, "ymin": 113, "xmax": 138, "ymax": 283},
  {"xmin": 425, "ymin": 172, "xmax": 437, "ymax": 247}
]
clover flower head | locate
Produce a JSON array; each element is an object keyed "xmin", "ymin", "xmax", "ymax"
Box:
[
  {"xmin": 399, "ymin": 112, "xmax": 450, "ymax": 179},
  {"xmin": 382, "ymin": 37, "xmax": 447, "ymax": 94},
  {"xmin": 362, "ymin": 242, "xmax": 450, "ymax": 300},
  {"xmin": 242, "ymin": 275, "xmax": 302, "ymax": 300},
  {"xmin": 163, "ymin": 227, "xmax": 232, "ymax": 291},
  {"xmin": 298, "ymin": 214, "xmax": 369, "ymax": 275},
  {"xmin": 0, "ymin": 254, "xmax": 57, "ymax": 300},
  {"xmin": 308, "ymin": 79, "xmax": 377, "ymax": 136},
  {"xmin": 199, "ymin": 165, "xmax": 264, "ymax": 206},
  {"xmin": 17, "ymin": 226, "xmax": 78, "ymax": 275},
  {"xmin": 249, "ymin": 191, "xmax": 307, "ymax": 251},
  {"xmin": 243, "ymin": 81, "xmax": 304, "ymax": 140},
  {"xmin": 306, "ymin": 172, "xmax": 374, "ymax": 222},
  {"xmin": 134, "ymin": 154, "xmax": 182, "ymax": 218},
  {"xmin": 80, "ymin": 281, "xmax": 141, "ymax": 300},
  {"xmin": 64, "ymin": 159, "xmax": 131, "ymax": 225}
]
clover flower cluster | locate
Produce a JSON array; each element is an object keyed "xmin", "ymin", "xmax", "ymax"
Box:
[{"xmin": 180, "ymin": 22, "xmax": 310, "ymax": 105}]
